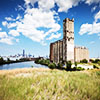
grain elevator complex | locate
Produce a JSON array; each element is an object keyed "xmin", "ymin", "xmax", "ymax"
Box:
[{"xmin": 50, "ymin": 18, "xmax": 89, "ymax": 63}]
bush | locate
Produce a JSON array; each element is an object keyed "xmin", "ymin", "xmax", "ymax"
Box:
[
  {"xmin": 44, "ymin": 60, "xmax": 50, "ymax": 66},
  {"xmin": 66, "ymin": 61, "xmax": 72, "ymax": 71},
  {"xmin": 7, "ymin": 58, "xmax": 10, "ymax": 62},
  {"xmin": 57, "ymin": 63, "xmax": 63, "ymax": 69},
  {"xmin": 76, "ymin": 67, "xmax": 85, "ymax": 71},
  {"xmin": 80, "ymin": 59, "xmax": 88, "ymax": 63},
  {"xmin": 89, "ymin": 59, "xmax": 95, "ymax": 63},
  {"xmin": 31, "ymin": 65, "xmax": 34, "ymax": 68},
  {"xmin": 35, "ymin": 59, "xmax": 39, "ymax": 64},
  {"xmin": 35, "ymin": 59, "xmax": 50, "ymax": 66},
  {"xmin": 75, "ymin": 62, "xmax": 77, "ymax": 67},
  {"xmin": 72, "ymin": 67, "xmax": 85, "ymax": 71},
  {"xmin": 94, "ymin": 59, "xmax": 100, "ymax": 63},
  {"xmin": 98, "ymin": 61, "xmax": 100, "ymax": 66},
  {"xmin": 93, "ymin": 65, "xmax": 99, "ymax": 69},
  {"xmin": 48, "ymin": 63, "xmax": 56, "ymax": 69},
  {"xmin": 0, "ymin": 57, "xmax": 5, "ymax": 65}
]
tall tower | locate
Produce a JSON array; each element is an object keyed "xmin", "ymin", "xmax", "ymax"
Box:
[
  {"xmin": 23, "ymin": 49, "xmax": 25, "ymax": 57},
  {"xmin": 63, "ymin": 18, "xmax": 74, "ymax": 63}
]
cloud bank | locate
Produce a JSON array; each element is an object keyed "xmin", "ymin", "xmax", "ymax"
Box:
[
  {"xmin": 79, "ymin": 11, "xmax": 100, "ymax": 36},
  {"xmin": 0, "ymin": 0, "xmax": 100, "ymax": 45}
]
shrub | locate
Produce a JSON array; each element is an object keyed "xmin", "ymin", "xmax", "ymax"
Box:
[
  {"xmin": 45, "ymin": 60, "xmax": 50, "ymax": 66},
  {"xmin": 94, "ymin": 59, "xmax": 100, "ymax": 63},
  {"xmin": 89, "ymin": 59, "xmax": 95, "ymax": 63},
  {"xmin": 93, "ymin": 65, "xmax": 99, "ymax": 69},
  {"xmin": 7, "ymin": 58, "xmax": 10, "ymax": 62},
  {"xmin": 72, "ymin": 67, "xmax": 85, "ymax": 71},
  {"xmin": 80, "ymin": 59, "xmax": 88, "ymax": 63},
  {"xmin": 66, "ymin": 61, "xmax": 72, "ymax": 71},
  {"xmin": 0, "ymin": 57, "xmax": 5, "ymax": 65},
  {"xmin": 98, "ymin": 61, "xmax": 100, "ymax": 66},
  {"xmin": 57, "ymin": 63, "xmax": 63, "ymax": 69},
  {"xmin": 48, "ymin": 63, "xmax": 56, "ymax": 69},
  {"xmin": 75, "ymin": 62, "xmax": 77, "ymax": 67},
  {"xmin": 35, "ymin": 59, "xmax": 39, "ymax": 64},
  {"xmin": 76, "ymin": 67, "xmax": 85, "ymax": 71},
  {"xmin": 31, "ymin": 65, "xmax": 34, "ymax": 68}
]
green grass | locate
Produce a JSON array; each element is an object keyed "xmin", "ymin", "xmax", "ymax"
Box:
[{"xmin": 0, "ymin": 69, "xmax": 100, "ymax": 100}]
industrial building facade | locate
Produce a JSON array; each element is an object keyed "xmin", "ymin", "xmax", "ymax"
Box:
[{"xmin": 50, "ymin": 18, "xmax": 89, "ymax": 63}]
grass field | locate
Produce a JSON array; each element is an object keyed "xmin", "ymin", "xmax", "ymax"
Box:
[{"xmin": 0, "ymin": 68, "xmax": 100, "ymax": 100}]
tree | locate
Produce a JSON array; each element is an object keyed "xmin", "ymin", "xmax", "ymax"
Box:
[
  {"xmin": 57, "ymin": 63, "xmax": 63, "ymax": 69},
  {"xmin": 80, "ymin": 59, "xmax": 88, "ymax": 63},
  {"xmin": 94, "ymin": 59, "xmax": 100, "ymax": 63},
  {"xmin": 48, "ymin": 63, "xmax": 56, "ymax": 69},
  {"xmin": 7, "ymin": 58, "xmax": 10, "ymax": 62},
  {"xmin": 0, "ymin": 57, "xmax": 5, "ymax": 65},
  {"xmin": 75, "ymin": 62, "xmax": 77, "ymax": 67},
  {"xmin": 66, "ymin": 61, "xmax": 72, "ymax": 71}
]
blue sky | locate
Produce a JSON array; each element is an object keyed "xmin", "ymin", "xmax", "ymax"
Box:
[{"xmin": 0, "ymin": 0, "xmax": 100, "ymax": 58}]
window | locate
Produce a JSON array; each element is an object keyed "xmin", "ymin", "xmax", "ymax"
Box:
[{"xmin": 68, "ymin": 38, "xmax": 70, "ymax": 41}]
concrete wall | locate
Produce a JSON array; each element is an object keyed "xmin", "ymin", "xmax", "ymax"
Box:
[
  {"xmin": 50, "ymin": 40, "xmax": 63, "ymax": 64},
  {"xmin": 74, "ymin": 47, "xmax": 89, "ymax": 62},
  {"xmin": 63, "ymin": 18, "xmax": 74, "ymax": 63}
]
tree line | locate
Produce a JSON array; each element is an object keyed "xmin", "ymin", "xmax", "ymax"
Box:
[{"xmin": 0, "ymin": 57, "xmax": 30, "ymax": 65}]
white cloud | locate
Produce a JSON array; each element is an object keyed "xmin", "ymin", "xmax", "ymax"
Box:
[
  {"xmin": 0, "ymin": 32, "xmax": 8, "ymax": 38},
  {"xmin": 0, "ymin": 36, "xmax": 19, "ymax": 45},
  {"xmin": 38, "ymin": 0, "xmax": 55, "ymax": 11},
  {"xmin": 46, "ymin": 33, "xmax": 61, "ymax": 40},
  {"xmin": 16, "ymin": 14, "xmax": 22, "ymax": 20},
  {"xmin": 24, "ymin": 0, "xmax": 31, "ymax": 5},
  {"xmin": 2, "ymin": 0, "xmax": 62, "ymax": 45},
  {"xmin": 17, "ymin": 8, "xmax": 61, "ymax": 43},
  {"xmin": 27, "ymin": 0, "xmax": 81, "ymax": 12},
  {"xmin": 8, "ymin": 30, "xmax": 20, "ymax": 37},
  {"xmin": 85, "ymin": 0, "xmax": 100, "ymax": 5},
  {"xmin": 0, "ymin": 37, "xmax": 13, "ymax": 45},
  {"xmin": 91, "ymin": 6, "xmax": 97, "ymax": 12},
  {"xmin": 23, "ymin": 0, "xmax": 100, "ymax": 13},
  {"xmin": 79, "ymin": 11, "xmax": 100, "ymax": 36},
  {"xmin": 5, "ymin": 14, "xmax": 22, "ymax": 22},
  {"xmin": 7, "ymin": 22, "xmax": 17, "ymax": 28},
  {"xmin": 18, "ymin": 5, "xmax": 25, "ymax": 11},
  {"xmin": 79, "ymin": 23, "xmax": 92, "ymax": 35},
  {"xmin": 90, "ymin": 41, "xmax": 95, "ymax": 44},
  {"xmin": 2, "ymin": 21, "xmax": 18, "ymax": 29},
  {"xmin": 2, "ymin": 21, "xmax": 8, "ymax": 27},
  {"xmin": 5, "ymin": 17, "xmax": 16, "ymax": 21},
  {"xmin": 0, "ymin": 28, "xmax": 2, "ymax": 31},
  {"xmin": 0, "ymin": 31, "xmax": 19, "ymax": 45},
  {"xmin": 94, "ymin": 11, "xmax": 100, "ymax": 22},
  {"xmin": 2, "ymin": 0, "xmax": 85, "ymax": 45},
  {"xmin": 79, "ymin": 22, "xmax": 100, "ymax": 35},
  {"xmin": 55, "ymin": 0, "xmax": 80, "ymax": 12}
]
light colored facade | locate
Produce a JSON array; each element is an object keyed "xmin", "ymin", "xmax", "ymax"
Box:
[
  {"xmin": 50, "ymin": 40, "xmax": 63, "ymax": 63},
  {"xmin": 63, "ymin": 18, "xmax": 74, "ymax": 63},
  {"xmin": 74, "ymin": 46, "xmax": 89, "ymax": 62},
  {"xmin": 50, "ymin": 18, "xmax": 89, "ymax": 63}
]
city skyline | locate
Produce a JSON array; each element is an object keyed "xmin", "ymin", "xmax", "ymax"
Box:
[{"xmin": 0, "ymin": 0, "xmax": 100, "ymax": 58}]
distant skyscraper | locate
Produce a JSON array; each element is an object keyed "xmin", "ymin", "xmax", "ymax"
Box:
[{"xmin": 23, "ymin": 49, "xmax": 25, "ymax": 57}]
